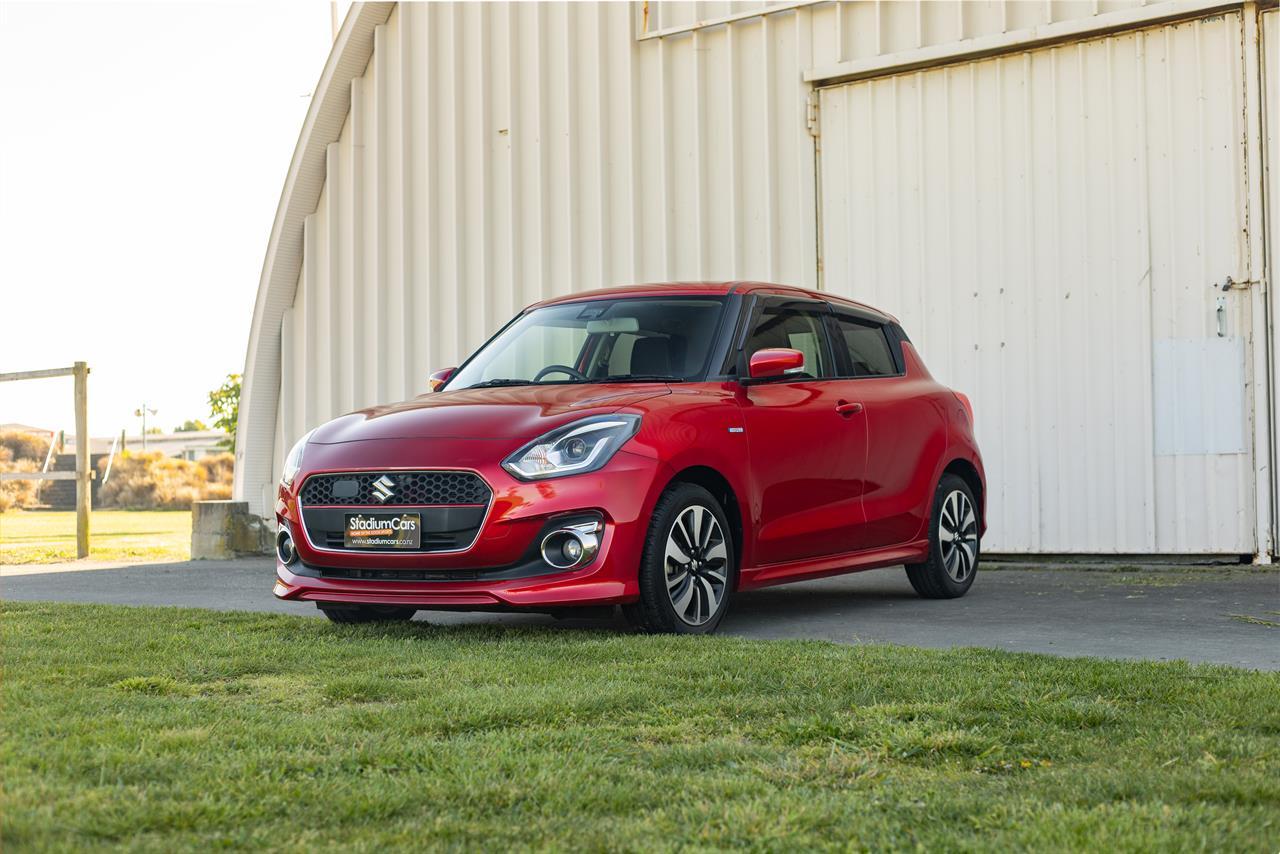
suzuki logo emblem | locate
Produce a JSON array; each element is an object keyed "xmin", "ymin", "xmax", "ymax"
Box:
[{"xmin": 370, "ymin": 475, "xmax": 396, "ymax": 503}]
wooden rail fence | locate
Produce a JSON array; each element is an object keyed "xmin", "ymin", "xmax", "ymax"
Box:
[{"xmin": 0, "ymin": 363, "xmax": 91, "ymax": 557}]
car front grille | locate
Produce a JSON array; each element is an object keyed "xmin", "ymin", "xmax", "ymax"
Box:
[
  {"xmin": 299, "ymin": 471, "xmax": 491, "ymax": 507},
  {"xmin": 298, "ymin": 470, "xmax": 491, "ymax": 553}
]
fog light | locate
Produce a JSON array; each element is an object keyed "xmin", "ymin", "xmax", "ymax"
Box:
[
  {"xmin": 540, "ymin": 520, "xmax": 601, "ymax": 570},
  {"xmin": 276, "ymin": 529, "xmax": 297, "ymax": 565}
]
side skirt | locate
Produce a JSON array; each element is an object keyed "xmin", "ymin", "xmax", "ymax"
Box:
[{"xmin": 738, "ymin": 540, "xmax": 931, "ymax": 590}]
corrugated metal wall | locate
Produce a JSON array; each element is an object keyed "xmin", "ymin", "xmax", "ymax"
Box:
[
  {"xmin": 643, "ymin": 1, "xmax": 1150, "ymax": 52},
  {"xmin": 272, "ymin": 0, "xmax": 823, "ymax": 483},
  {"xmin": 262, "ymin": 1, "xmax": 1163, "ymax": 495},
  {"xmin": 244, "ymin": 1, "xmax": 1273, "ymax": 556},
  {"xmin": 817, "ymin": 12, "xmax": 1257, "ymax": 553}
]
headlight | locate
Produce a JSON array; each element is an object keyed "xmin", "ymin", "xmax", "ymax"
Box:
[
  {"xmin": 502, "ymin": 415, "xmax": 641, "ymax": 480},
  {"xmin": 280, "ymin": 429, "xmax": 315, "ymax": 488}
]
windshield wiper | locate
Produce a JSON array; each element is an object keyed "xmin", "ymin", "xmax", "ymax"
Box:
[
  {"xmin": 465, "ymin": 378, "xmax": 535, "ymax": 389},
  {"xmin": 590, "ymin": 374, "xmax": 685, "ymax": 384},
  {"xmin": 467, "ymin": 374, "xmax": 683, "ymax": 389}
]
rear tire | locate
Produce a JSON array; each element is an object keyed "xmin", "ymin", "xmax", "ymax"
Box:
[
  {"xmin": 905, "ymin": 473, "xmax": 980, "ymax": 599},
  {"xmin": 319, "ymin": 604, "xmax": 417, "ymax": 624},
  {"xmin": 624, "ymin": 483, "xmax": 736, "ymax": 634}
]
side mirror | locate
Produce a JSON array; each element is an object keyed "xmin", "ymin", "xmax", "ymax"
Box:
[
  {"xmin": 428, "ymin": 367, "xmax": 456, "ymax": 392},
  {"xmin": 747, "ymin": 348, "xmax": 804, "ymax": 380}
]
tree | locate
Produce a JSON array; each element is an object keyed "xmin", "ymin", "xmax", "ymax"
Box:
[
  {"xmin": 174, "ymin": 419, "xmax": 208, "ymax": 432},
  {"xmin": 208, "ymin": 373, "xmax": 241, "ymax": 449}
]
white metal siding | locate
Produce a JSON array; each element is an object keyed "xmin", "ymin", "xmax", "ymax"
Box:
[
  {"xmin": 246, "ymin": 0, "xmax": 1170, "ymax": 517},
  {"xmin": 818, "ymin": 12, "xmax": 1257, "ymax": 553},
  {"xmin": 249, "ymin": 0, "xmax": 1177, "ymax": 514},
  {"xmin": 235, "ymin": 2, "xmax": 394, "ymax": 514},
  {"xmin": 644, "ymin": 1, "xmax": 1151, "ymax": 51},
  {"xmin": 265, "ymin": 0, "xmax": 822, "ymax": 505}
]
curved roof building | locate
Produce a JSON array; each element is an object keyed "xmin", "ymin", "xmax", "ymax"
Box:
[{"xmin": 237, "ymin": 1, "xmax": 1279, "ymax": 559}]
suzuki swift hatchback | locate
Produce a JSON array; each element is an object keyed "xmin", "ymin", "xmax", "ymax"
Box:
[{"xmin": 272, "ymin": 283, "xmax": 985, "ymax": 633}]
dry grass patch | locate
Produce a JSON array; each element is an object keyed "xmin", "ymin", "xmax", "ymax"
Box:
[
  {"xmin": 0, "ymin": 431, "xmax": 52, "ymax": 512},
  {"xmin": 97, "ymin": 452, "xmax": 233, "ymax": 510}
]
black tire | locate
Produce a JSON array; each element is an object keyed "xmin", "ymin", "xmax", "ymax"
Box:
[
  {"xmin": 905, "ymin": 473, "xmax": 980, "ymax": 599},
  {"xmin": 319, "ymin": 604, "xmax": 418, "ymax": 624},
  {"xmin": 623, "ymin": 482, "xmax": 736, "ymax": 635}
]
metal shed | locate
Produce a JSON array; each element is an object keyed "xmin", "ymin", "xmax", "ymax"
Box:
[{"xmin": 237, "ymin": 0, "xmax": 1280, "ymax": 559}]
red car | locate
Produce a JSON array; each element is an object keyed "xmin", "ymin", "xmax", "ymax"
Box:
[{"xmin": 272, "ymin": 283, "xmax": 985, "ymax": 633}]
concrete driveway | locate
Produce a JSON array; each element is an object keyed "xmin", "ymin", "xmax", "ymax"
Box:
[{"xmin": 3, "ymin": 558, "xmax": 1277, "ymax": 670}]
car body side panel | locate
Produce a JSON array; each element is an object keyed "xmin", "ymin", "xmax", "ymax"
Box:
[
  {"xmin": 892, "ymin": 341, "xmax": 987, "ymax": 540},
  {"xmin": 623, "ymin": 385, "xmax": 755, "ymax": 557},
  {"xmin": 847, "ymin": 344, "xmax": 950, "ymax": 550},
  {"xmin": 734, "ymin": 380, "xmax": 869, "ymax": 566}
]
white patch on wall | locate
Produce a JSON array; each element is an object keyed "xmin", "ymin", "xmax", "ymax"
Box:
[{"xmin": 1152, "ymin": 338, "xmax": 1246, "ymax": 456}]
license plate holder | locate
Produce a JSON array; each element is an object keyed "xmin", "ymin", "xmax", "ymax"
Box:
[{"xmin": 344, "ymin": 513, "xmax": 421, "ymax": 549}]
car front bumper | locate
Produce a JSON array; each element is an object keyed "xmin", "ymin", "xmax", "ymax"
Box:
[{"xmin": 272, "ymin": 443, "xmax": 665, "ymax": 610}]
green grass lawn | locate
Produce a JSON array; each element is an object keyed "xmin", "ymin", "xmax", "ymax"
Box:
[
  {"xmin": 3, "ymin": 603, "xmax": 1277, "ymax": 850},
  {"xmin": 0, "ymin": 510, "xmax": 190, "ymax": 564}
]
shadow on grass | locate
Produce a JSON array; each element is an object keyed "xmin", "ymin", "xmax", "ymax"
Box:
[
  {"xmin": 313, "ymin": 617, "xmax": 633, "ymax": 645},
  {"xmin": 0, "ymin": 529, "xmax": 179, "ymax": 543}
]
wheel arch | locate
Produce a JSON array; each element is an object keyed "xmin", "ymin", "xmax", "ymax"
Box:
[
  {"xmin": 941, "ymin": 457, "xmax": 985, "ymax": 531},
  {"xmin": 663, "ymin": 465, "xmax": 745, "ymax": 572}
]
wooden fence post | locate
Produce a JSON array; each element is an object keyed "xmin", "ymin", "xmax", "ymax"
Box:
[{"xmin": 74, "ymin": 361, "xmax": 90, "ymax": 559}]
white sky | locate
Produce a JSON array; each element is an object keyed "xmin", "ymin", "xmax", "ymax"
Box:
[{"xmin": 0, "ymin": 1, "xmax": 346, "ymax": 438}]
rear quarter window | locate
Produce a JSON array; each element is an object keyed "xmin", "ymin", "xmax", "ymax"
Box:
[{"xmin": 833, "ymin": 316, "xmax": 899, "ymax": 377}]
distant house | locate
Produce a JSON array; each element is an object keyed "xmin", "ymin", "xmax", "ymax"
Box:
[
  {"xmin": 123, "ymin": 431, "xmax": 228, "ymax": 460},
  {"xmin": 0, "ymin": 423, "xmax": 56, "ymax": 440},
  {"xmin": 66, "ymin": 431, "xmax": 229, "ymax": 460}
]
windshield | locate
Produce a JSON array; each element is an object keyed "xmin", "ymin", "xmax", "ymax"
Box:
[{"xmin": 445, "ymin": 297, "xmax": 727, "ymax": 390}]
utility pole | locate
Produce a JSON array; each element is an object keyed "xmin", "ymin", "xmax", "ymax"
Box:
[
  {"xmin": 135, "ymin": 405, "xmax": 157, "ymax": 451},
  {"xmin": 330, "ymin": 1, "xmax": 339, "ymax": 40}
]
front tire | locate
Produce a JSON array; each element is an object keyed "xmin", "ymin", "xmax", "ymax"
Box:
[
  {"xmin": 319, "ymin": 604, "xmax": 417, "ymax": 624},
  {"xmin": 905, "ymin": 474, "xmax": 980, "ymax": 599},
  {"xmin": 624, "ymin": 483, "xmax": 736, "ymax": 634}
]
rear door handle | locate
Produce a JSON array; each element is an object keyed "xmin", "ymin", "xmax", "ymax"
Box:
[{"xmin": 835, "ymin": 400, "xmax": 864, "ymax": 417}]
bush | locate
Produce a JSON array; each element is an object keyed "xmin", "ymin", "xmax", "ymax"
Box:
[
  {"xmin": 203, "ymin": 482, "xmax": 233, "ymax": 501},
  {"xmin": 197, "ymin": 453, "xmax": 234, "ymax": 487},
  {"xmin": 96, "ymin": 452, "xmax": 235, "ymax": 511},
  {"xmin": 198, "ymin": 453, "xmax": 234, "ymax": 501},
  {"xmin": 0, "ymin": 430, "xmax": 52, "ymax": 464},
  {"xmin": 0, "ymin": 451, "xmax": 41, "ymax": 513}
]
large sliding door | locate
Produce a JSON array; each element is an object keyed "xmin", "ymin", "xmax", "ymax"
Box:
[{"xmin": 817, "ymin": 13, "xmax": 1259, "ymax": 554}]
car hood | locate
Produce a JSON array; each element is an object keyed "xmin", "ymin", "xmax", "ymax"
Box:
[{"xmin": 309, "ymin": 384, "xmax": 671, "ymax": 443}]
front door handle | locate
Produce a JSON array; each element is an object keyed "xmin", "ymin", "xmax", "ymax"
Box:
[{"xmin": 835, "ymin": 400, "xmax": 864, "ymax": 417}]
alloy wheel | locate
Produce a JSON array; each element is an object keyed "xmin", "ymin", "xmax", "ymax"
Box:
[
  {"xmin": 664, "ymin": 505, "xmax": 728, "ymax": 626},
  {"xmin": 939, "ymin": 489, "xmax": 978, "ymax": 582}
]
